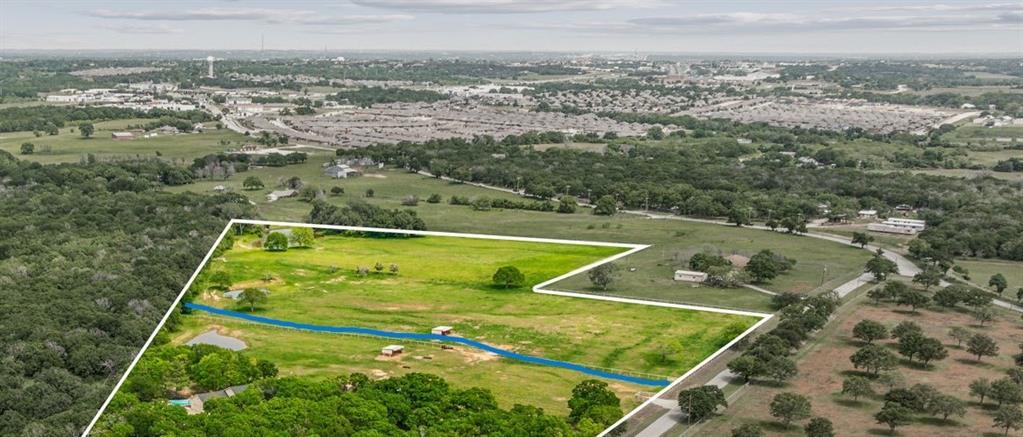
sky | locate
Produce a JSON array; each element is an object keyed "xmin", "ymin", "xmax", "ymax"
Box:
[{"xmin": 1, "ymin": 0, "xmax": 1021, "ymax": 54}]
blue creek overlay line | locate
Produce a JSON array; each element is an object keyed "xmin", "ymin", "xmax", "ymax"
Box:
[{"xmin": 184, "ymin": 302, "xmax": 670, "ymax": 387}]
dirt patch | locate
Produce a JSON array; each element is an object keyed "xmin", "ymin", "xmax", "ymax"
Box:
[
  {"xmin": 369, "ymin": 369, "xmax": 389, "ymax": 379},
  {"xmin": 232, "ymin": 278, "xmax": 282, "ymax": 289},
  {"xmin": 363, "ymin": 173, "xmax": 387, "ymax": 179},
  {"xmin": 444, "ymin": 345, "xmax": 501, "ymax": 364}
]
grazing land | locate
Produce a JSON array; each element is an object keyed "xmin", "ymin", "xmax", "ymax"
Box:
[
  {"xmin": 178, "ymin": 230, "xmax": 758, "ymax": 413},
  {"xmin": 168, "ymin": 155, "xmax": 872, "ymax": 312},
  {"xmin": 0, "ymin": 120, "xmax": 247, "ymax": 164},
  {"xmin": 694, "ymin": 287, "xmax": 1023, "ymax": 437}
]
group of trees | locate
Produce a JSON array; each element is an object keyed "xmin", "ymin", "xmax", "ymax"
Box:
[
  {"xmin": 330, "ymin": 86, "xmax": 448, "ymax": 107},
  {"xmin": 448, "ymin": 195, "xmax": 558, "ymax": 213},
  {"xmin": 847, "ymin": 274, "xmax": 1023, "ymax": 434},
  {"xmin": 0, "ymin": 105, "xmax": 210, "ymax": 134},
  {"xmin": 102, "ymin": 369, "xmax": 621, "ymax": 436},
  {"xmin": 307, "ymin": 199, "xmax": 426, "ymax": 231},
  {"xmin": 0, "ymin": 151, "xmax": 254, "ymax": 435},
  {"xmin": 685, "ymin": 250, "xmax": 795, "ymax": 288},
  {"xmin": 124, "ymin": 344, "xmax": 277, "ymax": 400},
  {"xmin": 263, "ymin": 228, "xmax": 316, "ymax": 252},
  {"xmin": 727, "ymin": 293, "xmax": 839, "ymax": 387},
  {"xmin": 342, "ymin": 131, "xmax": 1023, "ymax": 261}
]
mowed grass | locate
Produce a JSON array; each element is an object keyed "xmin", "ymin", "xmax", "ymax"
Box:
[
  {"xmin": 956, "ymin": 258, "xmax": 1023, "ymax": 295},
  {"xmin": 166, "ymin": 155, "xmax": 871, "ymax": 312},
  {"xmin": 201, "ymin": 233, "xmax": 758, "ymax": 380},
  {"xmin": 0, "ymin": 119, "xmax": 248, "ymax": 164}
]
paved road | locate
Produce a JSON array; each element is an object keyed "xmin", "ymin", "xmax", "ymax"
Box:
[
  {"xmin": 639, "ymin": 370, "xmax": 741, "ymax": 436},
  {"xmin": 622, "ymin": 210, "xmax": 921, "ymax": 277}
]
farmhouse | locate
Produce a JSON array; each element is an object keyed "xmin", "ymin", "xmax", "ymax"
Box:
[
  {"xmin": 857, "ymin": 209, "xmax": 878, "ymax": 219},
  {"xmin": 431, "ymin": 326, "xmax": 454, "ymax": 336},
  {"xmin": 324, "ymin": 164, "xmax": 359, "ymax": 179},
  {"xmin": 111, "ymin": 132, "xmax": 135, "ymax": 141},
  {"xmin": 381, "ymin": 345, "xmax": 404, "ymax": 356},
  {"xmin": 674, "ymin": 270, "xmax": 708, "ymax": 283}
]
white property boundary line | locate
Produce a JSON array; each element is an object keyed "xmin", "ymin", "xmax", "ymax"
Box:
[{"xmin": 82, "ymin": 219, "xmax": 772, "ymax": 436}]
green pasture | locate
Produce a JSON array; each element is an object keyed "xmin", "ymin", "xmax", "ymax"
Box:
[
  {"xmin": 166, "ymin": 155, "xmax": 871, "ymax": 312},
  {"xmin": 173, "ymin": 315, "xmax": 646, "ymax": 415},
  {"xmin": 0, "ymin": 119, "xmax": 248, "ymax": 164},
  {"xmin": 198, "ymin": 233, "xmax": 757, "ymax": 380}
]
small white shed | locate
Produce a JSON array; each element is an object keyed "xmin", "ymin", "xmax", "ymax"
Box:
[
  {"xmin": 381, "ymin": 345, "xmax": 404, "ymax": 356},
  {"xmin": 674, "ymin": 270, "xmax": 708, "ymax": 283}
]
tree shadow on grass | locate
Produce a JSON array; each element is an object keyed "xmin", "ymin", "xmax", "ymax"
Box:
[
  {"xmin": 955, "ymin": 357, "xmax": 997, "ymax": 368},
  {"xmin": 838, "ymin": 369, "xmax": 881, "ymax": 379},
  {"xmin": 897, "ymin": 358, "xmax": 935, "ymax": 371},
  {"xmin": 757, "ymin": 420, "xmax": 797, "ymax": 434},
  {"xmin": 834, "ymin": 398, "xmax": 873, "ymax": 409},
  {"xmin": 891, "ymin": 309, "xmax": 924, "ymax": 317},
  {"xmin": 916, "ymin": 416, "xmax": 966, "ymax": 428},
  {"xmin": 867, "ymin": 428, "xmax": 897, "ymax": 436}
]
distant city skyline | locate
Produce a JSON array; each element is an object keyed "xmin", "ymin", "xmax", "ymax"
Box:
[{"xmin": 2, "ymin": 0, "xmax": 1021, "ymax": 54}]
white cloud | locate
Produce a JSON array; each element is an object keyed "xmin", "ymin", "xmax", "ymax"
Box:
[
  {"xmin": 836, "ymin": 2, "xmax": 1022, "ymax": 13},
  {"xmin": 350, "ymin": 0, "xmax": 660, "ymax": 14},
  {"xmin": 86, "ymin": 8, "xmax": 412, "ymax": 26},
  {"xmin": 521, "ymin": 7, "xmax": 1023, "ymax": 36},
  {"xmin": 100, "ymin": 23, "xmax": 181, "ymax": 35}
]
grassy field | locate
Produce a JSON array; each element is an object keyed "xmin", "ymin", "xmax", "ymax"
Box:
[
  {"xmin": 693, "ymin": 289, "xmax": 1023, "ymax": 437},
  {"xmin": 0, "ymin": 119, "xmax": 248, "ymax": 164},
  {"xmin": 172, "ymin": 315, "xmax": 644, "ymax": 415},
  {"xmin": 177, "ymin": 231, "xmax": 759, "ymax": 414},
  {"xmin": 165, "ymin": 155, "xmax": 871, "ymax": 312},
  {"xmin": 200, "ymin": 233, "xmax": 756, "ymax": 376},
  {"xmin": 902, "ymin": 168, "xmax": 1023, "ymax": 182},
  {"xmin": 956, "ymin": 258, "xmax": 1023, "ymax": 296}
]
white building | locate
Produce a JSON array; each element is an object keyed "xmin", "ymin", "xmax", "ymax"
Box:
[
  {"xmin": 381, "ymin": 345, "xmax": 404, "ymax": 356},
  {"xmin": 858, "ymin": 210, "xmax": 878, "ymax": 219},
  {"xmin": 431, "ymin": 326, "xmax": 453, "ymax": 336},
  {"xmin": 883, "ymin": 218, "xmax": 926, "ymax": 231},
  {"xmin": 324, "ymin": 164, "xmax": 358, "ymax": 179},
  {"xmin": 266, "ymin": 189, "xmax": 296, "ymax": 202},
  {"xmin": 867, "ymin": 223, "xmax": 918, "ymax": 235},
  {"xmin": 46, "ymin": 94, "xmax": 82, "ymax": 103},
  {"xmin": 674, "ymin": 270, "xmax": 708, "ymax": 283}
]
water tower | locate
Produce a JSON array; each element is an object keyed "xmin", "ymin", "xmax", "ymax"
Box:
[{"xmin": 206, "ymin": 56, "xmax": 215, "ymax": 78}]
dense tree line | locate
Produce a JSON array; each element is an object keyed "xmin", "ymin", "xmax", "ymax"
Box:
[
  {"xmin": 0, "ymin": 105, "xmax": 212, "ymax": 133},
  {"xmin": 779, "ymin": 60, "xmax": 1023, "ymax": 91},
  {"xmin": 308, "ymin": 199, "xmax": 426, "ymax": 231},
  {"xmin": 0, "ymin": 151, "xmax": 254, "ymax": 436},
  {"xmin": 341, "ymin": 135, "xmax": 1023, "ymax": 261},
  {"xmin": 223, "ymin": 59, "xmax": 582, "ymax": 84},
  {"xmin": 329, "ymin": 86, "xmax": 448, "ymax": 107},
  {"xmin": 97, "ymin": 369, "xmax": 621, "ymax": 436}
]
